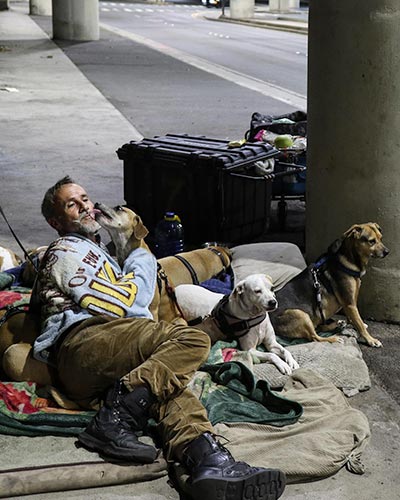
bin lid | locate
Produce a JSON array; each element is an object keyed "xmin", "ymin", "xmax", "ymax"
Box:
[{"xmin": 117, "ymin": 133, "xmax": 278, "ymax": 171}]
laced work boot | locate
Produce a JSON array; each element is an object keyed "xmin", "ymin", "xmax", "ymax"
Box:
[
  {"xmin": 182, "ymin": 432, "xmax": 286, "ymax": 500},
  {"xmin": 78, "ymin": 381, "xmax": 158, "ymax": 463}
]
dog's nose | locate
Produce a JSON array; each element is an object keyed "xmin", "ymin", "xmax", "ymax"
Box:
[
  {"xmin": 268, "ymin": 299, "xmax": 278, "ymax": 309},
  {"xmin": 383, "ymin": 247, "xmax": 390, "ymax": 257}
]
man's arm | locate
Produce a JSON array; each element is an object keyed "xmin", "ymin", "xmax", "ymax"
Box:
[{"xmin": 41, "ymin": 239, "xmax": 157, "ymax": 320}]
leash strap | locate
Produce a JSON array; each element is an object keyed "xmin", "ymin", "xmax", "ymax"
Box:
[
  {"xmin": 156, "ymin": 264, "xmax": 186, "ymax": 319},
  {"xmin": 311, "ymin": 267, "xmax": 326, "ymax": 324},
  {"xmin": 0, "ymin": 205, "xmax": 38, "ymax": 273}
]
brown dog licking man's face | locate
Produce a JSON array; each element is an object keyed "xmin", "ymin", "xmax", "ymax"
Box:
[{"xmin": 94, "ymin": 203, "xmax": 149, "ymax": 265}]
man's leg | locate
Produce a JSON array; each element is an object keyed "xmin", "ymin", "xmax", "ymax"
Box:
[
  {"xmin": 57, "ymin": 316, "xmax": 285, "ymax": 499},
  {"xmin": 56, "ymin": 315, "xmax": 211, "ymax": 407},
  {"xmin": 56, "ymin": 315, "xmax": 212, "ymax": 462}
]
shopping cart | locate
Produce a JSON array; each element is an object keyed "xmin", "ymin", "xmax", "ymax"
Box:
[
  {"xmin": 273, "ymin": 151, "xmax": 306, "ymax": 230},
  {"xmin": 245, "ymin": 110, "xmax": 307, "ymax": 230}
]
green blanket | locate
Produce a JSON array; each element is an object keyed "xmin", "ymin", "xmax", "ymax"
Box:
[{"xmin": 189, "ymin": 341, "xmax": 302, "ymax": 426}]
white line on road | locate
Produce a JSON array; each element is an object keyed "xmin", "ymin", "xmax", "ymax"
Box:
[{"xmin": 100, "ymin": 22, "xmax": 307, "ymax": 110}]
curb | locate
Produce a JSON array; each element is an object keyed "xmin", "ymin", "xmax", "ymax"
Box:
[{"xmin": 205, "ymin": 15, "xmax": 308, "ymax": 35}]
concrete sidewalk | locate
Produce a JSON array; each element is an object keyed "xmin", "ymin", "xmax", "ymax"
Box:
[
  {"xmin": 0, "ymin": 3, "xmax": 399, "ymax": 500},
  {"xmin": 0, "ymin": 2, "xmax": 143, "ymax": 254}
]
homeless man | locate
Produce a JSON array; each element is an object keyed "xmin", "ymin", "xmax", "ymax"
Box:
[{"xmin": 31, "ymin": 176, "xmax": 286, "ymax": 500}]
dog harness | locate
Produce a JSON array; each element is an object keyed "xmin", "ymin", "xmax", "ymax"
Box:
[
  {"xmin": 189, "ymin": 294, "xmax": 266, "ymax": 342},
  {"xmin": 311, "ymin": 253, "xmax": 363, "ymax": 324},
  {"xmin": 173, "ymin": 255, "xmax": 200, "ymax": 285},
  {"xmin": 172, "ymin": 247, "xmax": 232, "ymax": 286}
]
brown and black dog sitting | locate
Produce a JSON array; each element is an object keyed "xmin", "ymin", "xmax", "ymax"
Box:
[{"xmin": 269, "ymin": 223, "xmax": 389, "ymax": 348}]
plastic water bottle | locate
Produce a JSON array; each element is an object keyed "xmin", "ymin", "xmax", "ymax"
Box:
[{"xmin": 154, "ymin": 212, "xmax": 184, "ymax": 258}]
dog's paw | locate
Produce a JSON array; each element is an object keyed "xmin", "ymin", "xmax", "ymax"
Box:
[
  {"xmin": 283, "ymin": 351, "xmax": 299, "ymax": 370},
  {"xmin": 368, "ymin": 337, "xmax": 382, "ymax": 348},
  {"xmin": 332, "ymin": 336, "xmax": 345, "ymax": 344},
  {"xmin": 276, "ymin": 361, "xmax": 293, "ymax": 375}
]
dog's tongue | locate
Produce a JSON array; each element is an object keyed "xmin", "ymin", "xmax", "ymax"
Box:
[{"xmin": 90, "ymin": 208, "xmax": 103, "ymax": 220}]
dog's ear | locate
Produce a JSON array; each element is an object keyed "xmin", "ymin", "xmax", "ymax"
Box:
[
  {"xmin": 133, "ymin": 216, "xmax": 149, "ymax": 240},
  {"xmin": 234, "ymin": 283, "xmax": 245, "ymax": 296},
  {"xmin": 264, "ymin": 274, "xmax": 274, "ymax": 286},
  {"xmin": 370, "ymin": 222, "xmax": 382, "ymax": 235},
  {"xmin": 328, "ymin": 237, "xmax": 344, "ymax": 255},
  {"xmin": 342, "ymin": 224, "xmax": 365, "ymax": 241}
]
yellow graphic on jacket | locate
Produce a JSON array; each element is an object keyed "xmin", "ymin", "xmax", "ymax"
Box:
[{"xmin": 80, "ymin": 260, "xmax": 138, "ymax": 317}]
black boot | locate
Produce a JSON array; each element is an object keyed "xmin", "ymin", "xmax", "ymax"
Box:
[
  {"xmin": 78, "ymin": 381, "xmax": 158, "ymax": 463},
  {"xmin": 182, "ymin": 433, "xmax": 286, "ymax": 500}
]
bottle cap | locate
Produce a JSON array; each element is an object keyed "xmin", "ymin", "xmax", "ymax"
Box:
[{"xmin": 164, "ymin": 212, "xmax": 181, "ymax": 223}]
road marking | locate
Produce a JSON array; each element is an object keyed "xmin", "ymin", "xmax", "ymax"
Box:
[{"xmin": 100, "ymin": 22, "xmax": 307, "ymax": 110}]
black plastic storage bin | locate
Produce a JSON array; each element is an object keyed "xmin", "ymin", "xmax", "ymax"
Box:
[{"xmin": 117, "ymin": 134, "xmax": 279, "ymax": 245}]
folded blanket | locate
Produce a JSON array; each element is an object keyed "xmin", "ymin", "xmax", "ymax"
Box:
[
  {"xmin": 0, "ymin": 382, "xmax": 93, "ymax": 436},
  {"xmin": 196, "ymin": 361, "xmax": 302, "ymax": 426}
]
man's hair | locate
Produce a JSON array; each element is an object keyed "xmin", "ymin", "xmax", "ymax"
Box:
[{"xmin": 41, "ymin": 175, "xmax": 76, "ymax": 221}]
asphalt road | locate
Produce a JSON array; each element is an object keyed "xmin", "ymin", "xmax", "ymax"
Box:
[
  {"xmin": 98, "ymin": 1, "xmax": 308, "ymax": 95},
  {"xmin": 33, "ymin": 3, "xmax": 306, "ymax": 139}
]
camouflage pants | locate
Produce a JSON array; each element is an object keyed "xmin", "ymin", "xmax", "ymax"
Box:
[{"xmin": 56, "ymin": 315, "xmax": 213, "ymax": 460}]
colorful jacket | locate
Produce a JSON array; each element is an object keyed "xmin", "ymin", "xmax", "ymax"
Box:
[{"xmin": 32, "ymin": 234, "xmax": 157, "ymax": 364}]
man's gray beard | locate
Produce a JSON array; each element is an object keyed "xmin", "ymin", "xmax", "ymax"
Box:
[{"xmin": 73, "ymin": 218, "xmax": 101, "ymax": 236}]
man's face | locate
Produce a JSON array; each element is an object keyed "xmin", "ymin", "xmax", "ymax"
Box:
[{"xmin": 49, "ymin": 183, "xmax": 101, "ymax": 237}]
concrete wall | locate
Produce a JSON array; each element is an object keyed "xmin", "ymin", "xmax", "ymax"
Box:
[
  {"xmin": 269, "ymin": 0, "xmax": 300, "ymax": 11},
  {"xmin": 307, "ymin": 0, "xmax": 400, "ymax": 321},
  {"xmin": 30, "ymin": 0, "xmax": 52, "ymax": 16},
  {"xmin": 230, "ymin": 0, "xmax": 254, "ymax": 19},
  {"xmin": 52, "ymin": 0, "xmax": 99, "ymax": 41}
]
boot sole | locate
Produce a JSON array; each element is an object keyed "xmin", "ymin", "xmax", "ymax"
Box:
[
  {"xmin": 189, "ymin": 468, "xmax": 286, "ymax": 500},
  {"xmin": 78, "ymin": 430, "xmax": 157, "ymax": 463}
]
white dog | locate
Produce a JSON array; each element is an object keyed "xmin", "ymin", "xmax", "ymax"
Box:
[{"xmin": 175, "ymin": 274, "xmax": 299, "ymax": 374}]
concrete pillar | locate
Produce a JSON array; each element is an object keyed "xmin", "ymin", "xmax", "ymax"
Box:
[
  {"xmin": 269, "ymin": 0, "xmax": 299, "ymax": 12},
  {"xmin": 30, "ymin": 0, "xmax": 52, "ymax": 16},
  {"xmin": 230, "ymin": 0, "xmax": 254, "ymax": 19},
  {"xmin": 306, "ymin": 0, "xmax": 400, "ymax": 322},
  {"xmin": 52, "ymin": 0, "xmax": 99, "ymax": 41},
  {"xmin": 0, "ymin": 0, "xmax": 9, "ymax": 11}
]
